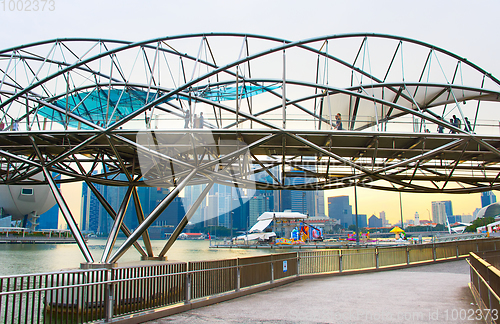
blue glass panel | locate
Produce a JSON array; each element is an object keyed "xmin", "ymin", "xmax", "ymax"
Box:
[{"xmin": 37, "ymin": 85, "xmax": 279, "ymax": 128}]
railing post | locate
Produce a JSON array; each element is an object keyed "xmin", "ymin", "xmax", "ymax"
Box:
[
  {"xmin": 487, "ymin": 266, "xmax": 493, "ymax": 313},
  {"xmin": 339, "ymin": 251, "xmax": 343, "ymax": 273},
  {"xmin": 236, "ymin": 266, "xmax": 241, "ymax": 292},
  {"xmin": 185, "ymin": 271, "xmax": 191, "ymax": 304},
  {"xmin": 375, "ymin": 248, "xmax": 379, "ymax": 269},
  {"xmin": 296, "ymin": 253, "xmax": 300, "ymax": 277},
  {"xmin": 406, "ymin": 247, "xmax": 410, "ymax": 265},
  {"xmin": 433, "ymin": 243, "xmax": 436, "ymax": 261},
  {"xmin": 104, "ymin": 269, "xmax": 114, "ymax": 322},
  {"xmin": 456, "ymin": 243, "xmax": 459, "ymax": 259},
  {"xmin": 270, "ymin": 261, "xmax": 274, "ymax": 283}
]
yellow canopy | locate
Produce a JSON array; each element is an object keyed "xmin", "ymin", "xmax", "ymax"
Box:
[{"xmin": 390, "ymin": 226, "xmax": 404, "ymax": 233}]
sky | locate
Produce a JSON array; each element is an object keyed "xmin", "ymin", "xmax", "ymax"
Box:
[{"xmin": 2, "ymin": 0, "xmax": 500, "ymax": 225}]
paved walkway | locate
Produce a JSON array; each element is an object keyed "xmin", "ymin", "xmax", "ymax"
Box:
[{"xmin": 147, "ymin": 260, "xmax": 483, "ymax": 323}]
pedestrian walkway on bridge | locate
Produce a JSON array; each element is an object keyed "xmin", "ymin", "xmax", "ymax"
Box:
[{"xmin": 147, "ymin": 260, "xmax": 480, "ymax": 324}]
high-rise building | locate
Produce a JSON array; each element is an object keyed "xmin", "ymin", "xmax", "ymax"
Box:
[
  {"xmin": 379, "ymin": 211, "xmax": 387, "ymax": 227},
  {"xmin": 249, "ymin": 195, "xmax": 269, "ymax": 227},
  {"xmin": 414, "ymin": 211, "xmax": 420, "ymax": 225},
  {"xmin": 368, "ymin": 215, "xmax": 383, "ymax": 228},
  {"xmin": 431, "ymin": 200, "xmax": 453, "ymax": 224},
  {"xmin": 356, "ymin": 214, "xmax": 367, "ymax": 228},
  {"xmin": 481, "ymin": 191, "xmax": 497, "ymax": 208},
  {"xmin": 232, "ymin": 197, "xmax": 250, "ymax": 231},
  {"xmin": 327, "ymin": 196, "xmax": 353, "ymax": 228},
  {"xmin": 184, "ymin": 184, "xmax": 206, "ymax": 226},
  {"xmin": 81, "ymin": 176, "xmax": 186, "ymax": 235},
  {"xmin": 282, "ymin": 167, "xmax": 325, "ymax": 217}
]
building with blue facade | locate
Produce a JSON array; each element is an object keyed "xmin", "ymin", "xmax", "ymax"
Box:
[
  {"xmin": 328, "ymin": 195, "xmax": 353, "ymax": 228},
  {"xmin": 481, "ymin": 191, "xmax": 497, "ymax": 208}
]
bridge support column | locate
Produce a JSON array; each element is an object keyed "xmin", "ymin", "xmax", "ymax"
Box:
[
  {"xmin": 42, "ymin": 166, "xmax": 93, "ymax": 263},
  {"xmin": 159, "ymin": 181, "xmax": 214, "ymax": 257},
  {"xmin": 109, "ymin": 169, "xmax": 197, "ymax": 263}
]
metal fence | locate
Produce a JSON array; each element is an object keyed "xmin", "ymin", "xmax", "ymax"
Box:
[
  {"xmin": 468, "ymin": 251, "xmax": 500, "ymax": 324},
  {"xmin": 0, "ymin": 237, "xmax": 498, "ymax": 323}
]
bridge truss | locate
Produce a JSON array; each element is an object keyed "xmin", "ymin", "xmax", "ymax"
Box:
[{"xmin": 1, "ymin": 33, "xmax": 500, "ymax": 263}]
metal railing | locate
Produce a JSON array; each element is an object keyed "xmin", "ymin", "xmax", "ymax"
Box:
[
  {"xmin": 0, "ymin": 237, "xmax": 498, "ymax": 323},
  {"xmin": 468, "ymin": 251, "xmax": 500, "ymax": 323}
]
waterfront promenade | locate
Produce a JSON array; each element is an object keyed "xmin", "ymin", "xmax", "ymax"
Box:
[{"xmin": 147, "ymin": 260, "xmax": 479, "ymax": 324}]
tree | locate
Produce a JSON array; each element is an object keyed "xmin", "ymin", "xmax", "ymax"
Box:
[{"xmin": 465, "ymin": 217, "xmax": 495, "ymax": 232}]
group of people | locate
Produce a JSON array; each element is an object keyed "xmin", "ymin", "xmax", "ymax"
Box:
[
  {"xmin": 0, "ymin": 119, "xmax": 19, "ymax": 131},
  {"xmin": 437, "ymin": 115, "xmax": 473, "ymax": 134},
  {"xmin": 184, "ymin": 111, "xmax": 204, "ymax": 129}
]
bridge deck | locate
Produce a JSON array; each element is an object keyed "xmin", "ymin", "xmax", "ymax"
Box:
[{"xmin": 148, "ymin": 260, "xmax": 477, "ymax": 324}]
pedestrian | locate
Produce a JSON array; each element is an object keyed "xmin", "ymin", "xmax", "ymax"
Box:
[
  {"xmin": 12, "ymin": 119, "xmax": 19, "ymax": 131},
  {"xmin": 453, "ymin": 115, "xmax": 461, "ymax": 129},
  {"xmin": 335, "ymin": 113, "xmax": 343, "ymax": 130},
  {"xmin": 184, "ymin": 110, "xmax": 191, "ymax": 129},
  {"xmin": 193, "ymin": 114, "xmax": 199, "ymax": 128},
  {"xmin": 449, "ymin": 118, "xmax": 456, "ymax": 134},
  {"xmin": 437, "ymin": 117, "xmax": 444, "ymax": 133},
  {"xmin": 199, "ymin": 112, "xmax": 204, "ymax": 129},
  {"xmin": 464, "ymin": 117, "xmax": 472, "ymax": 132}
]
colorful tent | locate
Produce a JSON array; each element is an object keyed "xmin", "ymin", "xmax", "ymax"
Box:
[{"xmin": 390, "ymin": 226, "xmax": 404, "ymax": 233}]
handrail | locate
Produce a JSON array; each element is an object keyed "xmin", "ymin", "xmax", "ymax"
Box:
[{"xmin": 0, "ymin": 237, "xmax": 498, "ymax": 323}]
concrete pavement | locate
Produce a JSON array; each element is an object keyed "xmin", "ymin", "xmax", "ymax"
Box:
[{"xmin": 145, "ymin": 260, "xmax": 484, "ymax": 323}]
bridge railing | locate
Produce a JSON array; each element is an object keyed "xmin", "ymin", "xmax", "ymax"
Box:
[
  {"xmin": 6, "ymin": 114, "xmax": 500, "ymax": 135},
  {"xmin": 468, "ymin": 251, "xmax": 500, "ymax": 323},
  {"xmin": 0, "ymin": 237, "xmax": 499, "ymax": 323}
]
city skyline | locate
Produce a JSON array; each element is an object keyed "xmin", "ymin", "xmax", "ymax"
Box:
[{"xmin": 57, "ymin": 181, "xmax": 494, "ymax": 231}]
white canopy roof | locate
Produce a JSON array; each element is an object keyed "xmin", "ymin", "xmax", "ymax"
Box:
[
  {"xmin": 256, "ymin": 211, "xmax": 308, "ymax": 221},
  {"xmin": 249, "ymin": 219, "xmax": 273, "ymax": 233},
  {"xmin": 235, "ymin": 232, "xmax": 276, "ymax": 241}
]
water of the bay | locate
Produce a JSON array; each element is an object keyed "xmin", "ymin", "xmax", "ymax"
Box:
[{"xmin": 0, "ymin": 239, "xmax": 284, "ymax": 276}]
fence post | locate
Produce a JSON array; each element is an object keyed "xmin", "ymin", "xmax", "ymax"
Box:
[
  {"xmin": 433, "ymin": 243, "xmax": 436, "ymax": 261},
  {"xmin": 270, "ymin": 261, "xmax": 274, "ymax": 283},
  {"xmin": 339, "ymin": 251, "xmax": 343, "ymax": 273},
  {"xmin": 296, "ymin": 253, "xmax": 300, "ymax": 277},
  {"xmin": 185, "ymin": 271, "xmax": 191, "ymax": 305},
  {"xmin": 487, "ymin": 266, "xmax": 493, "ymax": 313},
  {"xmin": 104, "ymin": 269, "xmax": 114, "ymax": 322},
  {"xmin": 236, "ymin": 258, "xmax": 241, "ymax": 292},
  {"xmin": 406, "ymin": 247, "xmax": 410, "ymax": 265},
  {"xmin": 456, "ymin": 243, "xmax": 459, "ymax": 259},
  {"xmin": 375, "ymin": 248, "xmax": 379, "ymax": 269}
]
